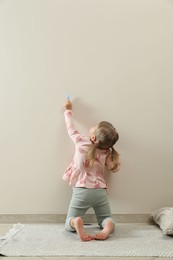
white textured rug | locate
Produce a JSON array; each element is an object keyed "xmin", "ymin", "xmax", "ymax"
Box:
[{"xmin": 0, "ymin": 223, "xmax": 173, "ymax": 257}]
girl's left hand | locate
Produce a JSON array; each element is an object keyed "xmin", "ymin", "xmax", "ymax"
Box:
[{"xmin": 64, "ymin": 100, "xmax": 72, "ymax": 110}]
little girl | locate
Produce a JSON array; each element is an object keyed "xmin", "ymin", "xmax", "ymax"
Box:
[{"xmin": 63, "ymin": 99, "xmax": 121, "ymax": 241}]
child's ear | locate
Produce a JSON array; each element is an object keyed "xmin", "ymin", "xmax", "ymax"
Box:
[{"xmin": 91, "ymin": 135, "xmax": 97, "ymax": 143}]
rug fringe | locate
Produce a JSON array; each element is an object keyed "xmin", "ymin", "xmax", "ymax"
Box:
[{"xmin": 0, "ymin": 223, "xmax": 24, "ymax": 249}]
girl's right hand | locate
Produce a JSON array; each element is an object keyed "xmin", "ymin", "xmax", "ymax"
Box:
[{"xmin": 64, "ymin": 100, "xmax": 72, "ymax": 110}]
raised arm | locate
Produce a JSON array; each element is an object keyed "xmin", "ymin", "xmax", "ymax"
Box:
[{"xmin": 64, "ymin": 100, "xmax": 81, "ymax": 143}]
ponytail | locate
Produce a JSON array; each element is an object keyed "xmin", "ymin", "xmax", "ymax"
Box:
[
  {"xmin": 87, "ymin": 143, "xmax": 97, "ymax": 168},
  {"xmin": 110, "ymin": 146, "xmax": 119, "ymax": 167}
]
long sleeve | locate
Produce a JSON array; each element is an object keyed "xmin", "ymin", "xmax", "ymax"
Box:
[{"xmin": 64, "ymin": 110, "xmax": 81, "ymax": 143}]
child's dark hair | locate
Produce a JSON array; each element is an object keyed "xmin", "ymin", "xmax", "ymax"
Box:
[{"xmin": 87, "ymin": 121, "xmax": 119, "ymax": 168}]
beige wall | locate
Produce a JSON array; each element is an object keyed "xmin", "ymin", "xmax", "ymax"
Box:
[{"xmin": 0, "ymin": 0, "xmax": 173, "ymax": 214}]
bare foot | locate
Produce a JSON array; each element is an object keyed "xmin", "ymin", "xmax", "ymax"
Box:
[
  {"xmin": 95, "ymin": 220, "xmax": 114, "ymax": 240},
  {"xmin": 71, "ymin": 217, "xmax": 94, "ymax": 241}
]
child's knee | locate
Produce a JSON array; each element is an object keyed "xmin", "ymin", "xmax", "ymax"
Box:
[
  {"xmin": 65, "ymin": 217, "xmax": 76, "ymax": 232},
  {"xmin": 101, "ymin": 217, "xmax": 115, "ymax": 229}
]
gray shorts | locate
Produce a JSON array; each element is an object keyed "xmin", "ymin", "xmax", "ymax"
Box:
[{"xmin": 65, "ymin": 187, "xmax": 114, "ymax": 232}]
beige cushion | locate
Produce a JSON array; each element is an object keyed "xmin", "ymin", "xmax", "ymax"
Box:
[{"xmin": 150, "ymin": 207, "xmax": 173, "ymax": 235}]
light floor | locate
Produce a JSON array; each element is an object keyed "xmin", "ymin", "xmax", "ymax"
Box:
[{"xmin": 0, "ymin": 224, "xmax": 172, "ymax": 260}]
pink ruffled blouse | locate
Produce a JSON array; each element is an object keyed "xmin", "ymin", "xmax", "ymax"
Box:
[{"xmin": 63, "ymin": 110, "xmax": 109, "ymax": 189}]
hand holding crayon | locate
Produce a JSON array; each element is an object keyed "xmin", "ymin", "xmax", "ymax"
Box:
[{"xmin": 64, "ymin": 95, "xmax": 72, "ymax": 110}]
